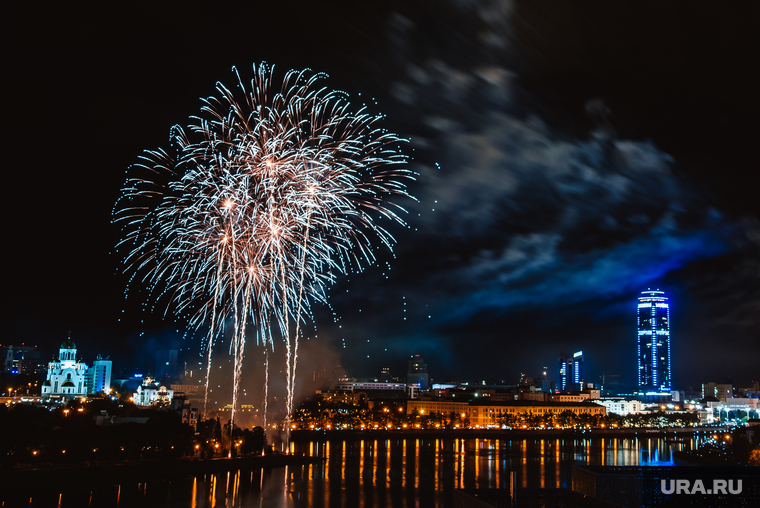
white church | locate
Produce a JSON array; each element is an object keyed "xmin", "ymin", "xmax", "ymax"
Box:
[{"xmin": 41, "ymin": 336, "xmax": 89, "ymax": 397}]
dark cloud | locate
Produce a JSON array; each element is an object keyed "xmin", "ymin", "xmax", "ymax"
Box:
[{"xmin": 319, "ymin": 0, "xmax": 759, "ymax": 388}]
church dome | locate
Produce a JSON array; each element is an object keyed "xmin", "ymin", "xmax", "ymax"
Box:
[
  {"xmin": 62, "ymin": 380, "xmax": 75, "ymax": 388},
  {"xmin": 61, "ymin": 336, "xmax": 76, "ymax": 349}
]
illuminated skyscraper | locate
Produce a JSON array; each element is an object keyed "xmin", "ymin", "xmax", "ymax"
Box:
[
  {"xmin": 573, "ymin": 351, "xmax": 584, "ymax": 388},
  {"xmin": 637, "ymin": 289, "xmax": 672, "ymax": 393},
  {"xmin": 559, "ymin": 352, "xmax": 570, "ymax": 391},
  {"xmin": 86, "ymin": 355, "xmax": 112, "ymax": 395},
  {"xmin": 559, "ymin": 351, "xmax": 583, "ymax": 391}
]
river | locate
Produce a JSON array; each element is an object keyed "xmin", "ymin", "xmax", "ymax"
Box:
[{"xmin": 10, "ymin": 433, "xmax": 705, "ymax": 507}]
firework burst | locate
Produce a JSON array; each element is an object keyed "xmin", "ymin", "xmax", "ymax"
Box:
[{"xmin": 115, "ymin": 63, "xmax": 414, "ymax": 432}]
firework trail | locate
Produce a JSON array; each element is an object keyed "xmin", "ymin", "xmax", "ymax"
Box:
[
  {"xmin": 263, "ymin": 349, "xmax": 269, "ymax": 430},
  {"xmin": 115, "ymin": 63, "xmax": 414, "ymax": 433}
]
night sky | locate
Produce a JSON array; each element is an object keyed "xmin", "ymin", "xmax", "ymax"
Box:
[{"xmin": 4, "ymin": 1, "xmax": 758, "ymax": 394}]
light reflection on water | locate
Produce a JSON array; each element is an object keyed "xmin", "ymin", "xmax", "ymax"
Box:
[{"xmin": 20, "ymin": 435, "xmax": 704, "ymax": 508}]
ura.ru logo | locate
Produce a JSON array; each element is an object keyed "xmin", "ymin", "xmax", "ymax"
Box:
[{"xmin": 661, "ymin": 479, "xmax": 742, "ymax": 495}]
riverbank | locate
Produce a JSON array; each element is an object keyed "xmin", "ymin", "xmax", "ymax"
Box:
[
  {"xmin": 290, "ymin": 426, "xmax": 727, "ymax": 441},
  {"xmin": 0, "ymin": 453, "xmax": 323, "ymax": 489},
  {"xmin": 3, "ymin": 427, "xmax": 730, "ymax": 489}
]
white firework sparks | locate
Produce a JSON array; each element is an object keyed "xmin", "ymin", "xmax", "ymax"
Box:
[{"xmin": 115, "ymin": 63, "xmax": 414, "ymax": 433}]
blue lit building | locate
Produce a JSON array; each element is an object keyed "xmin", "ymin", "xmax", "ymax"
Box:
[
  {"xmin": 559, "ymin": 351, "xmax": 583, "ymax": 391},
  {"xmin": 573, "ymin": 351, "xmax": 584, "ymax": 388},
  {"xmin": 86, "ymin": 355, "xmax": 112, "ymax": 395},
  {"xmin": 559, "ymin": 352, "xmax": 570, "ymax": 391},
  {"xmin": 637, "ymin": 289, "xmax": 672, "ymax": 394}
]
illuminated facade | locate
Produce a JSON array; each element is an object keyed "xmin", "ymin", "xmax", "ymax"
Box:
[
  {"xmin": 334, "ymin": 379, "xmax": 406, "ymax": 392},
  {"xmin": 593, "ymin": 398, "xmax": 643, "ymax": 416},
  {"xmin": 559, "ymin": 351, "xmax": 584, "ymax": 391},
  {"xmin": 573, "ymin": 351, "xmax": 584, "ymax": 388},
  {"xmin": 559, "ymin": 352, "xmax": 570, "ymax": 390},
  {"xmin": 406, "ymin": 399, "xmax": 606, "ymax": 427},
  {"xmin": 133, "ymin": 378, "xmax": 174, "ymax": 406},
  {"xmin": 41, "ymin": 337, "xmax": 88, "ymax": 397},
  {"xmin": 86, "ymin": 355, "xmax": 112, "ymax": 395},
  {"xmin": 637, "ymin": 289, "xmax": 672, "ymax": 393}
]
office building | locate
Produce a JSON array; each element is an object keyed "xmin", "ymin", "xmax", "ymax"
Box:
[
  {"xmin": 559, "ymin": 351, "xmax": 584, "ymax": 391},
  {"xmin": 407, "ymin": 355, "xmax": 429, "ymax": 390},
  {"xmin": 559, "ymin": 352, "xmax": 570, "ymax": 391},
  {"xmin": 573, "ymin": 351, "xmax": 584, "ymax": 389},
  {"xmin": 702, "ymin": 382, "xmax": 733, "ymax": 402},
  {"xmin": 549, "ymin": 388, "xmax": 600, "ymax": 402},
  {"xmin": 593, "ymin": 398, "xmax": 643, "ymax": 416},
  {"xmin": 86, "ymin": 355, "xmax": 112, "ymax": 395},
  {"xmin": 637, "ymin": 289, "xmax": 672, "ymax": 394}
]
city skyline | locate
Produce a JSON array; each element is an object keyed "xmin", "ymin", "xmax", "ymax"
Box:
[
  {"xmin": 2, "ymin": 282, "xmax": 756, "ymax": 393},
  {"xmin": 2, "ymin": 2, "xmax": 758, "ymax": 392},
  {"xmin": 5, "ymin": 284, "xmax": 750, "ymax": 397}
]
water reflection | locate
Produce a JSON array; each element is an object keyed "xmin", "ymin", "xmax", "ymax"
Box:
[{"xmin": 19, "ymin": 435, "xmax": 708, "ymax": 508}]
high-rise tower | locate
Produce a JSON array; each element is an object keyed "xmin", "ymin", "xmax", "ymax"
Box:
[
  {"xmin": 407, "ymin": 355, "xmax": 428, "ymax": 390},
  {"xmin": 573, "ymin": 351, "xmax": 584, "ymax": 388},
  {"xmin": 559, "ymin": 351, "xmax": 584, "ymax": 391},
  {"xmin": 559, "ymin": 352, "xmax": 570, "ymax": 391},
  {"xmin": 637, "ymin": 289, "xmax": 672, "ymax": 393}
]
